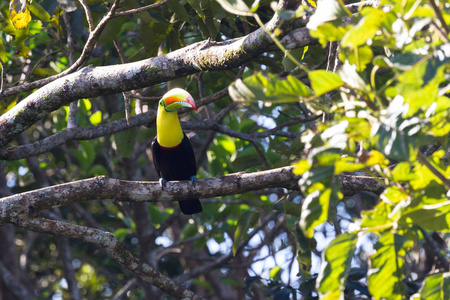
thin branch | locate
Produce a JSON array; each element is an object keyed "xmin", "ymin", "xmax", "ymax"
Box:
[
  {"xmin": 0, "ymin": 86, "xmax": 228, "ymax": 160},
  {"xmin": 15, "ymin": 217, "xmax": 204, "ymax": 299},
  {"xmin": 0, "ymin": 261, "xmax": 35, "ymax": 300},
  {"xmin": 57, "ymin": 237, "xmax": 82, "ymax": 300},
  {"xmin": 418, "ymin": 226, "xmax": 450, "ymax": 271},
  {"xmin": 0, "ymin": 57, "xmax": 5, "ymax": 93},
  {"xmin": 113, "ymin": 0, "xmax": 172, "ymax": 17},
  {"xmin": 63, "ymin": 12, "xmax": 78, "ymax": 129},
  {"xmin": 426, "ymin": 0, "xmax": 450, "ymax": 37},
  {"xmin": 112, "ymin": 278, "xmax": 138, "ymax": 300},
  {"xmin": 78, "ymin": 0, "xmax": 95, "ymax": 32}
]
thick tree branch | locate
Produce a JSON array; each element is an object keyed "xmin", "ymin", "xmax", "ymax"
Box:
[
  {"xmin": 0, "ymin": 167, "xmax": 298, "ymax": 224},
  {"xmin": 0, "ymin": 14, "xmax": 314, "ymax": 147},
  {"xmin": 0, "ymin": 167, "xmax": 384, "ymax": 225},
  {"xmin": 15, "ymin": 217, "xmax": 203, "ymax": 300}
]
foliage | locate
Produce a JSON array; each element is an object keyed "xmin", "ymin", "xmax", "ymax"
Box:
[{"xmin": 0, "ymin": 0, "xmax": 449, "ymax": 299}]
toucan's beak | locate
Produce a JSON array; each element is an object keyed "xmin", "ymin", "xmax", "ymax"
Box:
[{"xmin": 161, "ymin": 88, "xmax": 198, "ymax": 112}]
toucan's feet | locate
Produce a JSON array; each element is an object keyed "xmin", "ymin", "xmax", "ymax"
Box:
[
  {"xmin": 159, "ymin": 178, "xmax": 167, "ymax": 190},
  {"xmin": 190, "ymin": 175, "xmax": 197, "ymax": 188}
]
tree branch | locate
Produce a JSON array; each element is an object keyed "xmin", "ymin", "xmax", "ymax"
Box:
[
  {"xmin": 14, "ymin": 217, "xmax": 203, "ymax": 300},
  {"xmin": 0, "ymin": 14, "xmax": 314, "ymax": 147},
  {"xmin": 0, "ymin": 167, "xmax": 385, "ymax": 225}
]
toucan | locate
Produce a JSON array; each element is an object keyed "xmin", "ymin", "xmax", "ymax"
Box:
[{"xmin": 150, "ymin": 88, "xmax": 202, "ymax": 214}]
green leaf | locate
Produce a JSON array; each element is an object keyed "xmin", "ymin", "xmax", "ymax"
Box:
[
  {"xmin": 270, "ymin": 266, "xmax": 281, "ymax": 280},
  {"xmin": 391, "ymin": 162, "xmax": 416, "ymax": 181},
  {"xmin": 340, "ymin": 45, "xmax": 373, "ymax": 72},
  {"xmin": 419, "ymin": 272, "xmax": 450, "ymax": 300},
  {"xmin": 114, "ymin": 127, "xmax": 137, "ymax": 158},
  {"xmin": 372, "ymin": 96, "xmax": 433, "ymax": 161},
  {"xmin": 341, "ymin": 8, "xmax": 386, "ymax": 48},
  {"xmin": 317, "ymin": 232, "xmax": 358, "ymax": 299},
  {"xmin": 97, "ymin": 16, "xmax": 126, "ymax": 45},
  {"xmin": 282, "ymin": 48, "xmax": 306, "ymax": 72},
  {"xmin": 114, "ymin": 228, "xmax": 130, "ymax": 242},
  {"xmin": 89, "ymin": 111, "xmax": 102, "ymax": 125},
  {"xmin": 310, "ymin": 22, "xmax": 349, "ymax": 46},
  {"xmin": 309, "ymin": 70, "xmax": 344, "ymax": 96},
  {"xmin": 337, "ymin": 61, "xmax": 368, "ymax": 91},
  {"xmin": 400, "ymin": 195, "xmax": 450, "ymax": 231},
  {"xmin": 111, "ymin": 113, "xmax": 137, "ymax": 158},
  {"xmin": 28, "ymin": 2, "xmax": 51, "ymax": 23},
  {"xmin": 71, "ymin": 140, "xmax": 96, "ymax": 172},
  {"xmin": 299, "ymin": 187, "xmax": 331, "ymax": 238},
  {"xmin": 233, "ymin": 210, "xmax": 259, "ymax": 255},
  {"xmin": 368, "ymin": 232, "xmax": 408, "ymax": 300},
  {"xmin": 229, "ymin": 73, "xmax": 312, "ymax": 103},
  {"xmin": 215, "ymin": 135, "xmax": 236, "ymax": 156}
]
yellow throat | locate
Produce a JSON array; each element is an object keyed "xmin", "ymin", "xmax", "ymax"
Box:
[{"xmin": 156, "ymin": 104, "xmax": 184, "ymax": 148}]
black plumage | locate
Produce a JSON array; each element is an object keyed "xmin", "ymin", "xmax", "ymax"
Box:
[{"xmin": 151, "ymin": 134, "xmax": 202, "ymax": 214}]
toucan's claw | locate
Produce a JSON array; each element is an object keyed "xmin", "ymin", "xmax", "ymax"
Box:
[
  {"xmin": 190, "ymin": 175, "xmax": 197, "ymax": 188},
  {"xmin": 159, "ymin": 178, "xmax": 167, "ymax": 190}
]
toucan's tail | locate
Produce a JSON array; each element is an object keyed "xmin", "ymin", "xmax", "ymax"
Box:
[{"xmin": 179, "ymin": 199, "xmax": 202, "ymax": 215}]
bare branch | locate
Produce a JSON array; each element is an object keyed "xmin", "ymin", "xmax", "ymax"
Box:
[
  {"xmin": 15, "ymin": 217, "xmax": 204, "ymax": 299},
  {"xmin": 0, "ymin": 260, "xmax": 35, "ymax": 300},
  {"xmin": 0, "ymin": 167, "xmax": 299, "ymax": 224},
  {"xmin": 0, "ymin": 167, "xmax": 385, "ymax": 225},
  {"xmin": 114, "ymin": 0, "xmax": 172, "ymax": 17}
]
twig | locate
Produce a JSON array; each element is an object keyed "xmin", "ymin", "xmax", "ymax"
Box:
[
  {"xmin": 250, "ymin": 140, "xmax": 271, "ymax": 170},
  {"xmin": 0, "ymin": 57, "xmax": 5, "ymax": 93},
  {"xmin": 418, "ymin": 226, "xmax": 450, "ymax": 271},
  {"xmin": 78, "ymin": 0, "xmax": 95, "ymax": 32},
  {"xmin": 63, "ymin": 12, "xmax": 78, "ymax": 129},
  {"xmin": 427, "ymin": 0, "xmax": 450, "ymax": 37},
  {"xmin": 112, "ymin": 278, "xmax": 138, "ymax": 300},
  {"xmin": 114, "ymin": 39, "xmax": 132, "ymax": 125},
  {"xmin": 113, "ymin": 0, "xmax": 172, "ymax": 17},
  {"xmin": 0, "ymin": 261, "xmax": 35, "ymax": 300}
]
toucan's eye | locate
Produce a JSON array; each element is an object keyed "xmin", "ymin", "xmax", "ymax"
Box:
[{"xmin": 159, "ymin": 100, "xmax": 164, "ymax": 106}]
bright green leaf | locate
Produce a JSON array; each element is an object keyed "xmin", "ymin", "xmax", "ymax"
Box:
[
  {"xmin": 317, "ymin": 232, "xmax": 358, "ymax": 298},
  {"xmin": 419, "ymin": 272, "xmax": 450, "ymax": 300},
  {"xmin": 89, "ymin": 111, "xmax": 102, "ymax": 125},
  {"xmin": 368, "ymin": 232, "xmax": 407, "ymax": 300},
  {"xmin": 309, "ymin": 70, "xmax": 344, "ymax": 96}
]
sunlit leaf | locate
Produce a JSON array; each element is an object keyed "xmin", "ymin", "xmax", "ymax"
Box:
[
  {"xmin": 229, "ymin": 73, "xmax": 312, "ymax": 103},
  {"xmin": 89, "ymin": 111, "xmax": 102, "ymax": 125},
  {"xmin": 9, "ymin": 0, "xmax": 31, "ymax": 30},
  {"xmin": 368, "ymin": 232, "xmax": 408, "ymax": 300},
  {"xmin": 309, "ymin": 70, "xmax": 344, "ymax": 96},
  {"xmin": 317, "ymin": 232, "xmax": 358, "ymax": 299},
  {"xmin": 341, "ymin": 8, "xmax": 386, "ymax": 48},
  {"xmin": 419, "ymin": 272, "xmax": 450, "ymax": 300}
]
